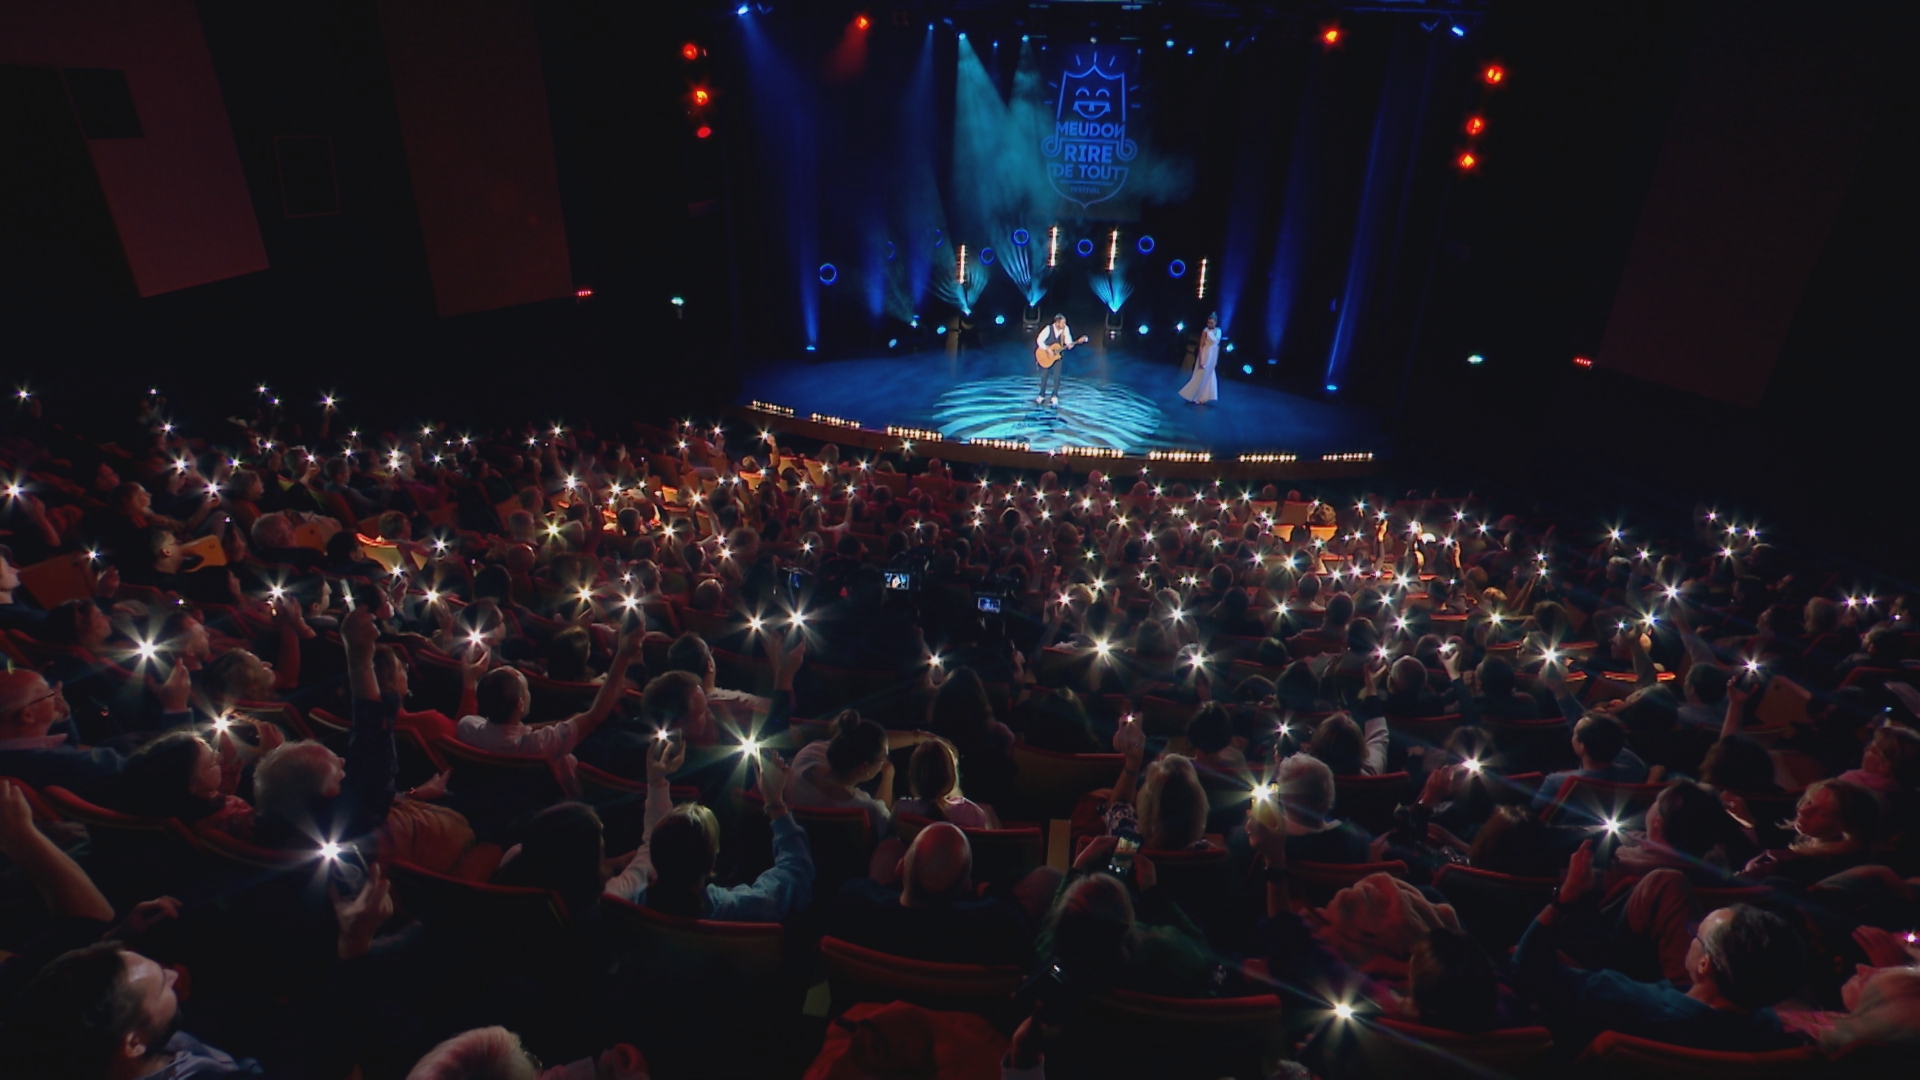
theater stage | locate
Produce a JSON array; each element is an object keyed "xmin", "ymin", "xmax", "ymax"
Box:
[{"xmin": 736, "ymin": 341, "xmax": 1385, "ymax": 459}]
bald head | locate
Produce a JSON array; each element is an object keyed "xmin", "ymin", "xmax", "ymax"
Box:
[{"xmin": 899, "ymin": 822, "xmax": 972, "ymax": 907}]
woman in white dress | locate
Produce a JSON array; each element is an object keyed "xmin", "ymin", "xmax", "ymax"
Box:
[{"xmin": 1178, "ymin": 314, "xmax": 1221, "ymax": 405}]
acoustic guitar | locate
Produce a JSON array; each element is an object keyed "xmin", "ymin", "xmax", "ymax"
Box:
[{"xmin": 1034, "ymin": 335, "xmax": 1089, "ymax": 369}]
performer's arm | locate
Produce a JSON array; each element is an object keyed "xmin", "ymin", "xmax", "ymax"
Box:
[{"xmin": 1035, "ymin": 327, "xmax": 1049, "ymax": 349}]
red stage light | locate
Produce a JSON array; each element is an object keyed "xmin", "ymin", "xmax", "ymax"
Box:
[
  {"xmin": 575, "ymin": 287, "xmax": 593, "ymax": 299},
  {"xmin": 681, "ymin": 43, "xmax": 700, "ymax": 62},
  {"xmin": 1483, "ymin": 64, "xmax": 1505, "ymax": 85},
  {"xmin": 1457, "ymin": 151, "xmax": 1478, "ymax": 170},
  {"xmin": 695, "ymin": 125, "xmax": 712, "ymax": 139},
  {"xmin": 856, "ymin": 15, "xmax": 870, "ymax": 30},
  {"xmin": 1573, "ymin": 355, "xmax": 1593, "ymax": 368},
  {"xmin": 1322, "ymin": 26, "xmax": 1341, "ymax": 45},
  {"xmin": 1466, "ymin": 115, "xmax": 1486, "ymax": 136},
  {"xmin": 693, "ymin": 88, "xmax": 711, "ymax": 106}
]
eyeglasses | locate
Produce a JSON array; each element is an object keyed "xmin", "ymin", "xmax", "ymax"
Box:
[{"xmin": 5, "ymin": 684, "xmax": 64, "ymax": 718}]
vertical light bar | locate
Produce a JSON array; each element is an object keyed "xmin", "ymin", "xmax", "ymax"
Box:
[
  {"xmin": 1107, "ymin": 229, "xmax": 1119, "ymax": 271},
  {"xmin": 1048, "ymin": 225, "xmax": 1059, "ymax": 268},
  {"xmin": 1197, "ymin": 257, "xmax": 1209, "ymax": 299},
  {"xmin": 957, "ymin": 244, "xmax": 967, "ymax": 283}
]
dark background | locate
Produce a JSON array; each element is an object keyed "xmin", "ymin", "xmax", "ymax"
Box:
[{"xmin": 2, "ymin": 1, "xmax": 1916, "ymax": 572}]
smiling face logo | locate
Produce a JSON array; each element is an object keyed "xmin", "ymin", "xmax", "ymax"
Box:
[
  {"xmin": 1042, "ymin": 53, "xmax": 1140, "ymax": 209},
  {"xmin": 1072, "ymin": 82, "xmax": 1113, "ymax": 120}
]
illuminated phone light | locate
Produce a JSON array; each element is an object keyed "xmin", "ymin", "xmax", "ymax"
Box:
[{"xmin": 318, "ymin": 840, "xmax": 343, "ymax": 860}]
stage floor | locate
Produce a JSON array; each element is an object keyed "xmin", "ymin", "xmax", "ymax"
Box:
[{"xmin": 737, "ymin": 342, "xmax": 1384, "ymax": 457}]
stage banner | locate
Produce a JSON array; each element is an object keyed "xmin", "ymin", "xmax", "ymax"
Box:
[{"xmin": 1043, "ymin": 47, "xmax": 1140, "ymax": 211}]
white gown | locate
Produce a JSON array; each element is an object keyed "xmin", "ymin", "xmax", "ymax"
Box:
[{"xmin": 1179, "ymin": 328, "xmax": 1220, "ymax": 404}]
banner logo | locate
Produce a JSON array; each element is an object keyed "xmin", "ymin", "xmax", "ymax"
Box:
[{"xmin": 1043, "ymin": 55, "xmax": 1138, "ymax": 209}]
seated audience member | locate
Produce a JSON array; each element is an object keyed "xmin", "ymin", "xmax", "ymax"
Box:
[
  {"xmin": 1835, "ymin": 722, "xmax": 1920, "ymax": 799},
  {"xmin": 4, "ymin": 943, "xmax": 264, "ymax": 1079},
  {"xmin": 926, "ymin": 666, "xmax": 1017, "ymax": 808},
  {"xmin": 456, "ymin": 630, "xmax": 641, "ymax": 758},
  {"xmin": 0, "ymin": 666, "xmax": 187, "ymax": 800},
  {"xmin": 828, "ymin": 821, "xmax": 1034, "ymax": 965},
  {"xmin": 1277, "ymin": 752, "xmax": 1372, "ymax": 863},
  {"xmin": 1106, "ymin": 718, "xmax": 1212, "ymax": 851},
  {"xmin": 111, "ymin": 729, "xmax": 260, "ymax": 830},
  {"xmin": 604, "ymin": 740, "xmax": 813, "ymax": 921},
  {"xmin": 894, "ymin": 737, "xmax": 998, "ymax": 829},
  {"xmin": 1457, "ymin": 655, "xmax": 1543, "ymax": 722},
  {"xmin": 491, "ymin": 801, "xmax": 612, "ymax": 921},
  {"xmin": 1530, "ymin": 714, "xmax": 1649, "ymax": 812},
  {"xmin": 1742, "ymin": 778, "xmax": 1882, "ymax": 887},
  {"xmin": 1037, "ymin": 860, "xmax": 1215, "ymax": 998},
  {"xmin": 1305, "ymin": 711, "xmax": 1387, "ymax": 777},
  {"xmin": 1515, "ymin": 840, "xmax": 1807, "ymax": 1051},
  {"xmin": 662, "ymin": 630, "xmax": 766, "ymax": 724},
  {"xmin": 785, "ymin": 710, "xmax": 895, "ymax": 838},
  {"xmin": 1012, "ymin": 687, "xmax": 1105, "ymax": 754},
  {"xmin": 1610, "ymin": 779, "xmax": 1747, "ymax": 884},
  {"xmin": 248, "ymin": 610, "xmax": 473, "ymax": 872}
]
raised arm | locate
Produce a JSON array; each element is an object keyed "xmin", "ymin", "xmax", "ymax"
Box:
[{"xmin": 0, "ymin": 782, "xmax": 113, "ymax": 923}]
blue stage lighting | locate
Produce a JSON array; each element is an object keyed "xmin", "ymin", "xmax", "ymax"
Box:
[
  {"xmin": 1325, "ymin": 383, "xmax": 1339, "ymax": 392},
  {"xmin": 1266, "ymin": 358, "xmax": 1278, "ymax": 365},
  {"xmin": 1165, "ymin": 39, "xmax": 1174, "ymax": 48},
  {"xmin": 958, "ymin": 32, "xmax": 966, "ymax": 39},
  {"xmin": 805, "ymin": 345, "xmax": 817, "ymax": 352},
  {"xmin": 1242, "ymin": 364, "xmax": 1254, "ymax": 375},
  {"xmin": 886, "ymin": 241, "xmax": 896, "ymax": 261},
  {"xmin": 931, "ymin": 228, "xmax": 943, "ymax": 248},
  {"xmin": 818, "ymin": 263, "xmax": 838, "ymax": 285},
  {"xmin": 1137, "ymin": 324, "xmax": 1149, "ymax": 335},
  {"xmin": 980, "ymin": 247, "xmax": 995, "ymax": 266},
  {"xmin": 1021, "ymin": 35, "xmax": 1029, "ymax": 42},
  {"xmin": 937, "ymin": 325, "xmax": 948, "ymax": 335},
  {"xmin": 1451, "ymin": 24, "xmax": 1467, "ymax": 37},
  {"xmin": 1168, "ymin": 259, "xmax": 1186, "ymax": 278},
  {"xmin": 1075, "ymin": 238, "xmax": 1094, "ymax": 257},
  {"xmin": 888, "ymin": 338, "xmax": 898, "ymax": 348},
  {"xmin": 1224, "ymin": 343, "xmax": 1235, "ymax": 352},
  {"xmin": 994, "ymin": 315, "xmax": 1005, "ymax": 325},
  {"xmin": 1011, "ymin": 228, "xmax": 1030, "ymax": 246},
  {"xmin": 1467, "ymin": 353, "xmax": 1485, "ymax": 365},
  {"xmin": 1136, "ymin": 235, "xmax": 1155, "ymax": 255},
  {"xmin": 736, "ymin": 4, "xmax": 748, "ymax": 14},
  {"xmin": 1186, "ymin": 48, "xmax": 1194, "ymax": 55},
  {"xmin": 1175, "ymin": 321, "xmax": 1185, "ymax": 331},
  {"xmin": 909, "ymin": 316, "xmax": 919, "ymax": 328}
]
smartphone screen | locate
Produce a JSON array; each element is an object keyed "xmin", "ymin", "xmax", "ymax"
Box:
[
  {"xmin": 884, "ymin": 571, "xmax": 911, "ymax": 591},
  {"xmin": 1107, "ymin": 836, "xmax": 1139, "ymax": 877},
  {"xmin": 977, "ymin": 595, "xmax": 1002, "ymax": 613}
]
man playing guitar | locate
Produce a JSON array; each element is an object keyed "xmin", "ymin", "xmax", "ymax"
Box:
[{"xmin": 1032, "ymin": 314, "xmax": 1088, "ymax": 407}]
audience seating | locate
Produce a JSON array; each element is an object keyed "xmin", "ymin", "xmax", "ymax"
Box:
[
  {"xmin": 1287, "ymin": 860, "xmax": 1409, "ymax": 908},
  {"xmin": 1332, "ymin": 770, "xmax": 1411, "ymax": 835},
  {"xmin": 817, "ymin": 935, "xmax": 1023, "ymax": 1020},
  {"xmin": 1329, "ymin": 1017, "xmax": 1554, "ymax": 1080},
  {"xmin": 1064, "ymin": 987, "xmax": 1286, "ymax": 1080},
  {"xmin": 1577, "ymin": 1030, "xmax": 1823, "ymax": 1078},
  {"xmin": 1006, "ymin": 742, "xmax": 1125, "ymax": 822},
  {"xmin": 1432, "ymin": 864, "xmax": 1561, "ymax": 952},
  {"xmin": 386, "ymin": 859, "xmax": 569, "ymax": 937}
]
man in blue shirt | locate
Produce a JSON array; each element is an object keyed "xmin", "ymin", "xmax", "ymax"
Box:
[
  {"xmin": 1531, "ymin": 714, "xmax": 1650, "ymax": 813},
  {"xmin": 1514, "ymin": 839, "xmax": 1806, "ymax": 1053}
]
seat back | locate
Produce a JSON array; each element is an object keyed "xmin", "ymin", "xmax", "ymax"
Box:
[
  {"xmin": 1326, "ymin": 1018, "xmax": 1553, "ymax": 1080},
  {"xmin": 602, "ymin": 894, "xmax": 790, "ymax": 1075},
  {"xmin": 1384, "ymin": 713, "xmax": 1465, "ymax": 751},
  {"xmin": 434, "ymin": 737, "xmax": 567, "ymax": 833},
  {"xmin": 1139, "ymin": 695, "xmax": 1198, "ymax": 737},
  {"xmin": 734, "ymin": 789, "xmax": 872, "ymax": 904},
  {"xmin": 1287, "ymin": 860, "xmax": 1409, "ymax": 908},
  {"xmin": 1007, "ymin": 743, "xmax": 1124, "ymax": 822},
  {"xmin": 818, "ymin": 935, "xmax": 1023, "ymax": 1018},
  {"xmin": 1579, "ymin": 1030, "xmax": 1823, "ymax": 1079},
  {"xmin": 1332, "ymin": 771, "xmax": 1411, "ymax": 835},
  {"xmin": 1541, "ymin": 776, "xmax": 1672, "ymax": 828},
  {"xmin": 1431, "ymin": 864, "xmax": 1560, "ymax": 952},
  {"xmin": 386, "ymin": 859, "xmax": 568, "ymax": 937},
  {"xmin": 1068, "ymin": 988, "xmax": 1285, "ymax": 1080},
  {"xmin": 410, "ymin": 648, "xmax": 467, "ymax": 716},
  {"xmin": 1141, "ymin": 845, "xmax": 1239, "ymax": 943},
  {"xmin": 711, "ymin": 647, "xmax": 774, "ymax": 696}
]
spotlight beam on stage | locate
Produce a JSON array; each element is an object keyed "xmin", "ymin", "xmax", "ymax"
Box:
[{"xmin": 738, "ymin": 15, "xmax": 821, "ymax": 349}]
